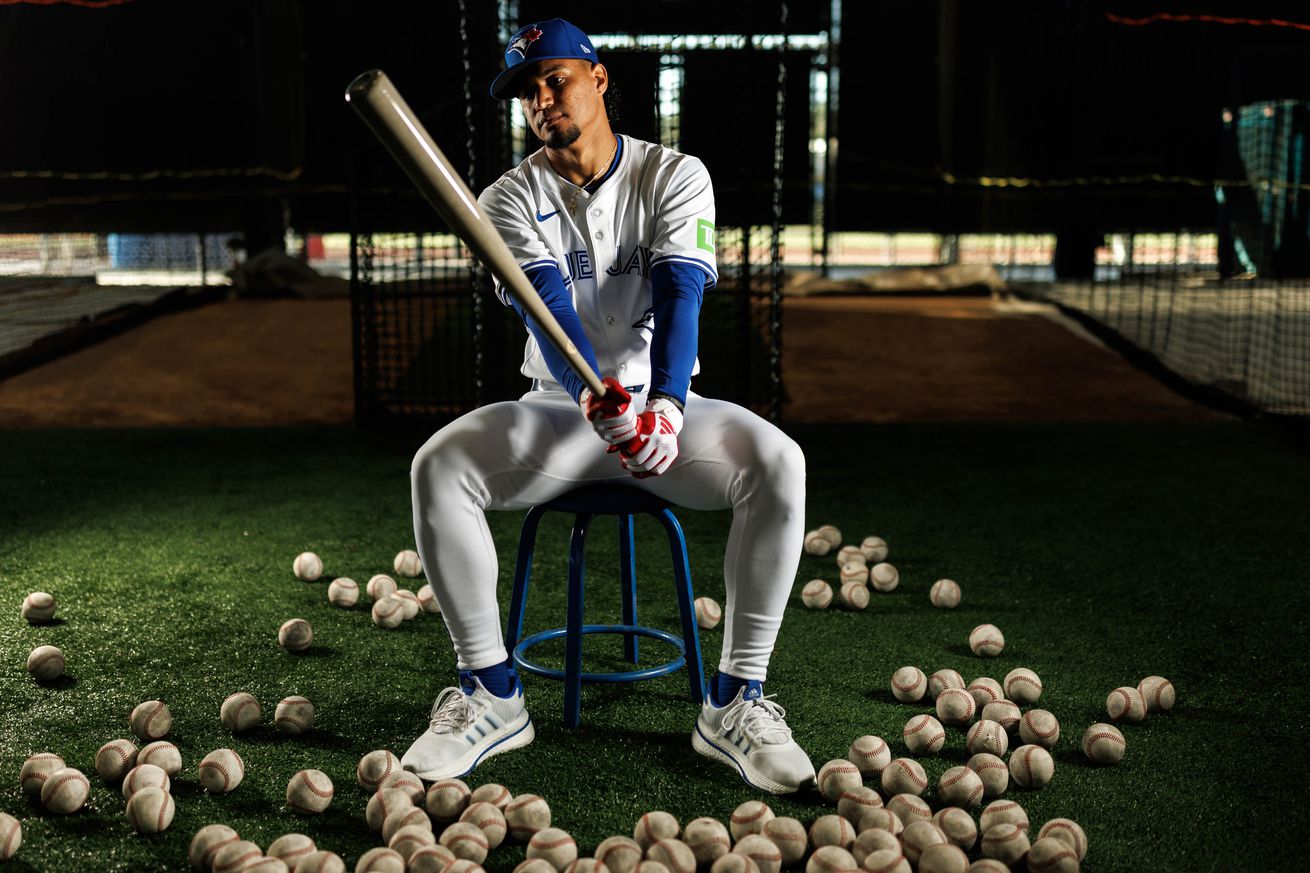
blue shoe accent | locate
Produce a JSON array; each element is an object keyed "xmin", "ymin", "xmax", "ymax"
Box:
[
  {"xmin": 713, "ymin": 673, "xmax": 758, "ymax": 707},
  {"xmin": 459, "ymin": 716, "xmax": 536, "ymax": 777}
]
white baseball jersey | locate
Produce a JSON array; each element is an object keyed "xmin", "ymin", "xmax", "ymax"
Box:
[{"xmin": 478, "ymin": 135, "xmax": 718, "ymax": 390}]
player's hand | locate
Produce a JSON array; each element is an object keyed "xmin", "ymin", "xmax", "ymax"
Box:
[
  {"xmin": 618, "ymin": 397, "xmax": 684, "ymax": 478},
  {"xmin": 580, "ymin": 377, "xmax": 637, "ymax": 445}
]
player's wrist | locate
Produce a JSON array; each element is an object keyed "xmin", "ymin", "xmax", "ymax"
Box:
[{"xmin": 646, "ymin": 391, "xmax": 685, "ymax": 414}]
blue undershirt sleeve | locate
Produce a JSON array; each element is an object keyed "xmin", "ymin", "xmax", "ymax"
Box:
[
  {"xmin": 509, "ymin": 265, "xmax": 602, "ymax": 404},
  {"xmin": 648, "ymin": 261, "xmax": 708, "ymax": 406}
]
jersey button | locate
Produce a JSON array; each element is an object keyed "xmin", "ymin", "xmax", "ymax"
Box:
[
  {"xmin": 590, "ymin": 208, "xmax": 602, "ymax": 217},
  {"xmin": 619, "ymin": 364, "xmax": 627, "ymax": 372},
  {"xmin": 606, "ymin": 316, "xmax": 615, "ymax": 325},
  {"xmin": 594, "ymin": 230, "xmax": 604, "ymax": 240}
]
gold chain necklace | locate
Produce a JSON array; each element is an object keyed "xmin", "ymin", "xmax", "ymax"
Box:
[{"xmin": 567, "ymin": 138, "xmax": 618, "ymax": 216}]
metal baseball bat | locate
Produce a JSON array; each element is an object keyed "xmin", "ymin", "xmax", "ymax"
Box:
[{"xmin": 344, "ymin": 69, "xmax": 606, "ymax": 398}]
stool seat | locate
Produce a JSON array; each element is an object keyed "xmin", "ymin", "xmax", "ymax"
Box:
[{"xmin": 505, "ymin": 484, "xmax": 707, "ymax": 727}]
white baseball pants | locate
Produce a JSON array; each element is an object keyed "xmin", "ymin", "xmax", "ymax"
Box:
[{"xmin": 410, "ymin": 389, "xmax": 806, "ymax": 682}]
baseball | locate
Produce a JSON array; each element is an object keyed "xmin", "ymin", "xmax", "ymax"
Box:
[
  {"xmin": 932, "ymin": 807, "xmax": 978, "ymax": 851},
  {"xmin": 221, "ymin": 691, "xmax": 262, "ymax": 732},
  {"xmin": 462, "ymin": 801, "xmax": 509, "ymax": 849},
  {"xmin": 95, "ymin": 738, "xmax": 139, "ymax": 782},
  {"xmin": 880, "ymin": 758, "xmax": 928, "ymax": 797},
  {"xmin": 966, "ymin": 677, "xmax": 1004, "ymax": 710},
  {"xmin": 917, "ymin": 844, "xmax": 969, "ymax": 873},
  {"xmin": 927, "ymin": 669, "xmax": 965, "ymax": 700},
  {"xmin": 729, "ymin": 800, "xmax": 774, "ymax": 840},
  {"xmin": 860, "ymin": 536, "xmax": 888, "ymax": 563},
  {"xmin": 0, "ymin": 812, "xmax": 19, "ymax": 862},
  {"xmin": 383, "ymin": 806, "xmax": 432, "ymax": 843},
  {"xmin": 426, "ymin": 778, "xmax": 471, "ymax": 821},
  {"xmin": 683, "ymin": 817, "xmax": 731, "ymax": 867},
  {"xmin": 1038, "ymin": 819, "xmax": 1088, "ymax": 862},
  {"xmin": 817, "ymin": 524, "xmax": 842, "ymax": 546},
  {"xmin": 1107, "ymin": 686, "xmax": 1147, "ymax": 723},
  {"xmin": 1003, "ymin": 668, "xmax": 1043, "ymax": 705},
  {"xmin": 1018, "ymin": 710, "xmax": 1060, "ymax": 749},
  {"xmin": 26, "ymin": 644, "xmax": 65, "ymax": 682},
  {"xmin": 981, "ymin": 700, "xmax": 1021, "ymax": 734},
  {"xmin": 20, "ymin": 753, "xmax": 65, "ymax": 796},
  {"xmin": 856, "ymin": 808, "xmax": 902, "ymax": 837},
  {"xmin": 967, "ymin": 753, "xmax": 1009, "ymax": 797},
  {"xmin": 138, "ymin": 741, "xmax": 182, "ymax": 778},
  {"xmin": 368, "ymin": 573, "xmax": 399, "ymax": 600},
  {"xmin": 835, "ymin": 545, "xmax": 866, "ymax": 566},
  {"xmin": 858, "ymin": 849, "xmax": 906, "ymax": 873},
  {"xmin": 885, "ymin": 793, "xmax": 931, "ymax": 828},
  {"xmin": 804, "ymin": 846, "xmax": 857, "ymax": 873},
  {"xmin": 357, "ymin": 749, "xmax": 400, "ymax": 793},
  {"xmin": 267, "ymin": 833, "xmax": 317, "ymax": 868},
  {"xmin": 935, "ymin": 688, "xmax": 976, "ymax": 726},
  {"xmin": 213, "ymin": 841, "xmax": 264, "ymax": 873},
  {"xmin": 979, "ymin": 800, "xmax": 1028, "ymax": 834},
  {"xmin": 1081, "ymin": 722, "xmax": 1126, "ymax": 764},
  {"xmin": 368, "ymin": 788, "xmax": 415, "ymax": 832},
  {"xmin": 297, "ymin": 851, "xmax": 346, "ymax": 873},
  {"xmin": 966, "ymin": 720, "xmax": 1009, "ymax": 757},
  {"xmin": 394, "ymin": 589, "xmax": 421, "ymax": 619},
  {"xmin": 869, "ymin": 563, "xmax": 899, "ymax": 592},
  {"xmin": 900, "ymin": 822, "xmax": 949, "ymax": 867},
  {"xmin": 980, "ymin": 824, "xmax": 1030, "ymax": 866},
  {"xmin": 847, "ymin": 734, "xmax": 891, "ymax": 775},
  {"xmin": 246, "ymin": 859, "xmax": 294, "ymax": 873},
  {"xmin": 760, "ymin": 816, "xmax": 807, "ymax": 866},
  {"xmin": 902, "ymin": 715, "xmax": 946, "ymax": 755},
  {"xmin": 293, "ymin": 551, "xmax": 323, "ymax": 581},
  {"xmin": 649, "ymin": 839, "xmax": 698, "ymax": 873},
  {"xmin": 891, "ymin": 666, "xmax": 927, "ymax": 702},
  {"xmin": 412, "ymin": 847, "xmax": 460, "ymax": 873},
  {"xmin": 526, "ymin": 826, "xmax": 577, "ymax": 870},
  {"xmin": 189, "ymin": 825, "xmax": 240, "ymax": 868},
  {"xmin": 695, "ymin": 596, "xmax": 722, "ymax": 629},
  {"xmin": 130, "ymin": 700, "xmax": 172, "ymax": 741},
  {"xmin": 1026, "ymin": 837, "xmax": 1079, "ymax": 873},
  {"xmin": 808, "ymin": 814, "xmax": 855, "ymax": 850},
  {"xmin": 372, "ymin": 595, "xmax": 405, "ymax": 628},
  {"xmin": 803, "ymin": 530, "xmax": 832, "ymax": 557},
  {"xmin": 839, "ymin": 563, "xmax": 869, "ymax": 586},
  {"xmin": 634, "ymin": 811, "xmax": 680, "ymax": 849},
  {"xmin": 851, "ymin": 828, "xmax": 899, "ymax": 866},
  {"xmin": 22, "ymin": 591, "xmax": 57, "ymax": 623},
  {"xmin": 506, "ymin": 794, "xmax": 552, "ymax": 841},
  {"xmin": 287, "ymin": 769, "xmax": 333, "ymax": 814},
  {"xmin": 836, "ymin": 786, "xmax": 884, "ymax": 823},
  {"xmin": 966, "ymin": 862, "xmax": 1009, "ymax": 873},
  {"xmin": 394, "ymin": 549, "xmax": 423, "ymax": 577},
  {"xmin": 327, "ymin": 577, "xmax": 359, "ymax": 607},
  {"xmin": 122, "ymin": 763, "xmax": 169, "ymax": 800},
  {"xmin": 278, "ymin": 618, "xmax": 314, "ymax": 652},
  {"xmin": 968, "ymin": 625, "xmax": 1005, "ymax": 657},
  {"xmin": 839, "ymin": 581, "xmax": 869, "ymax": 610},
  {"xmin": 417, "ymin": 584, "xmax": 442, "ymax": 614},
  {"xmin": 1008, "ymin": 744, "xmax": 1055, "ymax": 789},
  {"xmin": 274, "ymin": 696, "xmax": 315, "ymax": 734},
  {"xmin": 1139, "ymin": 675, "xmax": 1176, "ymax": 712},
  {"xmin": 380, "ymin": 770, "xmax": 426, "ymax": 804},
  {"xmin": 732, "ymin": 834, "xmax": 781, "ymax": 873},
  {"xmin": 929, "ymin": 579, "xmax": 960, "ymax": 608},
  {"xmin": 40, "ymin": 766, "xmax": 90, "ymax": 814},
  {"xmin": 800, "ymin": 579, "xmax": 832, "ymax": 609},
  {"xmin": 126, "ymin": 785, "xmax": 175, "ymax": 834},
  {"xmin": 595, "ymin": 836, "xmax": 643, "ymax": 873},
  {"xmin": 358, "ymin": 847, "xmax": 409, "ymax": 873},
  {"xmin": 816, "ymin": 759, "xmax": 863, "ymax": 801},
  {"xmin": 936, "ymin": 766, "xmax": 984, "ymax": 808},
  {"xmin": 471, "ymin": 783, "xmax": 512, "ymax": 808},
  {"xmin": 198, "ymin": 748, "xmax": 245, "ymax": 793}
]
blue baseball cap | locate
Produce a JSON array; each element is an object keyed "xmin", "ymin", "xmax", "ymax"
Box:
[{"xmin": 490, "ymin": 18, "xmax": 598, "ymax": 100}]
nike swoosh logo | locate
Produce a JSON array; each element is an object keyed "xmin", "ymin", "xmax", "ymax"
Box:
[{"xmin": 536, "ymin": 209, "xmax": 558, "ymax": 222}]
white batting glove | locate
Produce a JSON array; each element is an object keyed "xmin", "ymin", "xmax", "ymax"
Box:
[
  {"xmin": 620, "ymin": 397, "xmax": 684, "ymax": 478},
  {"xmin": 580, "ymin": 377, "xmax": 637, "ymax": 445}
]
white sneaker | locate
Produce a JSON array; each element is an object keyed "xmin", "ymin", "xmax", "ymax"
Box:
[
  {"xmin": 691, "ymin": 681, "xmax": 816, "ymax": 794},
  {"xmin": 401, "ymin": 673, "xmax": 535, "ymax": 781}
]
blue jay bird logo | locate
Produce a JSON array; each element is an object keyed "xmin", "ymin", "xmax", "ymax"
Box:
[{"xmin": 508, "ymin": 25, "xmax": 544, "ymax": 58}]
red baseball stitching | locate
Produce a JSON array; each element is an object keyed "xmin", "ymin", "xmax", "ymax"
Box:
[
  {"xmin": 142, "ymin": 702, "xmax": 168, "ymax": 738},
  {"xmin": 531, "ymin": 835, "xmax": 575, "ymax": 850},
  {"xmin": 1022, "ymin": 713, "xmax": 1059, "ymax": 738},
  {"xmin": 863, "ymin": 850, "xmax": 907, "ymax": 873},
  {"xmin": 1028, "ymin": 843, "xmax": 1077, "ymax": 872},
  {"xmin": 984, "ymin": 825, "xmax": 1025, "ymax": 845},
  {"xmin": 1040, "ymin": 822, "xmax": 1085, "ymax": 857}
]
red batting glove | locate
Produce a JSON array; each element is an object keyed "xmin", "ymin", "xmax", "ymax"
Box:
[
  {"xmin": 580, "ymin": 376, "xmax": 637, "ymax": 445},
  {"xmin": 618, "ymin": 397, "xmax": 684, "ymax": 478}
]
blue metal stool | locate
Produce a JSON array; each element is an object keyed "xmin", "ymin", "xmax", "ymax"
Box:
[{"xmin": 505, "ymin": 484, "xmax": 707, "ymax": 728}]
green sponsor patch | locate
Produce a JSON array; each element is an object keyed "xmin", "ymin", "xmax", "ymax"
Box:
[{"xmin": 696, "ymin": 218, "xmax": 715, "ymax": 253}]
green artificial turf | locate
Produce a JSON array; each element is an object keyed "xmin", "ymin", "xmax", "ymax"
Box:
[{"xmin": 0, "ymin": 421, "xmax": 1307, "ymax": 872}]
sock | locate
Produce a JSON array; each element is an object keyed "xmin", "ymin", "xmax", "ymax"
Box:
[
  {"xmin": 468, "ymin": 661, "xmax": 517, "ymax": 698},
  {"xmin": 712, "ymin": 672, "xmax": 750, "ymax": 707}
]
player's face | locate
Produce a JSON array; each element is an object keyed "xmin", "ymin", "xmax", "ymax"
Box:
[{"xmin": 517, "ymin": 60, "xmax": 607, "ymax": 149}]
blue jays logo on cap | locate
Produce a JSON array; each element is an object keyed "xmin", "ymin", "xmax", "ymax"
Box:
[{"xmin": 490, "ymin": 18, "xmax": 599, "ymax": 100}]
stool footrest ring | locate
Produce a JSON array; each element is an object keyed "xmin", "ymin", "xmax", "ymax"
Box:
[{"xmin": 513, "ymin": 624, "xmax": 687, "ymax": 684}]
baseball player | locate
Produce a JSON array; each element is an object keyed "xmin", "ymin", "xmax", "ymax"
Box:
[{"xmin": 402, "ymin": 18, "xmax": 814, "ymax": 795}]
